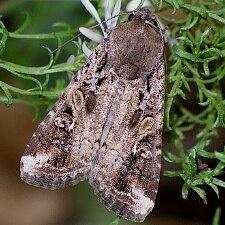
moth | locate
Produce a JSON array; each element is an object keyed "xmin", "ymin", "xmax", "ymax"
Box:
[{"xmin": 20, "ymin": 9, "xmax": 165, "ymax": 222}]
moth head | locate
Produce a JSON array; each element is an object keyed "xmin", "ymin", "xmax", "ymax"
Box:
[{"xmin": 129, "ymin": 9, "xmax": 162, "ymax": 35}]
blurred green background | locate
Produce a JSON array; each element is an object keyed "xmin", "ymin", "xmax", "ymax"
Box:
[{"xmin": 0, "ymin": 1, "xmax": 224, "ymax": 225}]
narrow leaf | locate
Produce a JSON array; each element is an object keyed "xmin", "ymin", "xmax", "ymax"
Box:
[
  {"xmin": 81, "ymin": 0, "xmax": 101, "ymax": 24},
  {"xmin": 215, "ymin": 151, "xmax": 225, "ymax": 163},
  {"xmin": 177, "ymin": 36, "xmax": 193, "ymax": 48},
  {"xmin": 212, "ymin": 208, "xmax": 221, "ymax": 225},
  {"xmin": 53, "ymin": 22, "xmax": 71, "ymax": 31},
  {"xmin": 208, "ymin": 11, "xmax": 225, "ymax": 24},
  {"xmin": 196, "ymin": 28, "xmax": 211, "ymax": 49},
  {"xmin": 163, "ymin": 152, "xmax": 182, "ymax": 163},
  {"xmin": 203, "ymin": 62, "xmax": 210, "ymax": 76},
  {"xmin": 213, "ymin": 162, "xmax": 225, "ymax": 176},
  {"xmin": 1, "ymin": 85, "xmax": 12, "ymax": 106},
  {"xmin": 182, "ymin": 183, "xmax": 189, "ymax": 199},
  {"xmin": 126, "ymin": 0, "xmax": 142, "ymax": 11},
  {"xmin": 163, "ymin": 170, "xmax": 181, "ymax": 177},
  {"xmin": 41, "ymin": 46, "xmax": 54, "ymax": 71},
  {"xmin": 82, "ymin": 41, "xmax": 92, "ymax": 57},
  {"xmin": 105, "ymin": 0, "xmax": 114, "ymax": 29},
  {"xmin": 142, "ymin": 0, "xmax": 152, "ymax": 8},
  {"xmin": 151, "ymin": 0, "xmax": 163, "ymax": 10},
  {"xmin": 81, "ymin": 0, "xmax": 106, "ymax": 36},
  {"xmin": 79, "ymin": 27, "xmax": 103, "ymax": 43},
  {"xmin": 196, "ymin": 149, "xmax": 216, "ymax": 159},
  {"xmin": 175, "ymin": 48, "xmax": 199, "ymax": 62},
  {"xmin": 165, "ymin": 0, "xmax": 180, "ymax": 13},
  {"xmin": 109, "ymin": 218, "xmax": 120, "ymax": 225},
  {"xmin": 67, "ymin": 55, "xmax": 75, "ymax": 65},
  {"xmin": 181, "ymin": 16, "xmax": 198, "ymax": 31},
  {"xmin": 110, "ymin": 0, "xmax": 122, "ymax": 29},
  {"xmin": 182, "ymin": 4, "xmax": 207, "ymax": 18},
  {"xmin": 0, "ymin": 21, "xmax": 8, "ymax": 55},
  {"xmin": 192, "ymin": 186, "xmax": 207, "ymax": 204},
  {"xmin": 213, "ymin": 178, "xmax": 225, "ymax": 188},
  {"xmin": 208, "ymin": 183, "xmax": 219, "ymax": 198},
  {"xmin": 7, "ymin": 69, "xmax": 42, "ymax": 91}
]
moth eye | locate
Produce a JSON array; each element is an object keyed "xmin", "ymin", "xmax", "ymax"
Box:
[
  {"xmin": 73, "ymin": 90, "xmax": 84, "ymax": 111},
  {"xmin": 139, "ymin": 117, "xmax": 154, "ymax": 134},
  {"xmin": 85, "ymin": 92, "xmax": 97, "ymax": 113}
]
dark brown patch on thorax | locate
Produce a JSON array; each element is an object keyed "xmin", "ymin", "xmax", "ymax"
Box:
[{"xmin": 107, "ymin": 16, "xmax": 164, "ymax": 80}]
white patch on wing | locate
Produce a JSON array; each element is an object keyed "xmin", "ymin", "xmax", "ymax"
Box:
[
  {"xmin": 40, "ymin": 121, "xmax": 45, "ymax": 126},
  {"xmin": 132, "ymin": 186, "xmax": 154, "ymax": 215},
  {"xmin": 48, "ymin": 110, "xmax": 55, "ymax": 117},
  {"xmin": 156, "ymin": 148, "xmax": 162, "ymax": 156},
  {"xmin": 21, "ymin": 154, "xmax": 49, "ymax": 175},
  {"xmin": 131, "ymin": 143, "xmax": 137, "ymax": 155},
  {"xmin": 68, "ymin": 120, "xmax": 75, "ymax": 132}
]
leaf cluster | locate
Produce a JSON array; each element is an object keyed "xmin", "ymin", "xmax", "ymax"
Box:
[
  {"xmin": 0, "ymin": 12, "xmax": 85, "ymax": 117},
  {"xmin": 152, "ymin": 0, "xmax": 225, "ymax": 208}
]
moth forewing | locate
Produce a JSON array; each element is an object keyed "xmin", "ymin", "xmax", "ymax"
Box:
[
  {"xmin": 20, "ymin": 44, "xmax": 109, "ymax": 189},
  {"xmin": 20, "ymin": 9, "xmax": 165, "ymax": 222}
]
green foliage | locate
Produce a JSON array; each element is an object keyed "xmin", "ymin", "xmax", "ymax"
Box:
[
  {"xmin": 212, "ymin": 208, "xmax": 221, "ymax": 225},
  {"xmin": 109, "ymin": 218, "xmax": 120, "ymax": 225},
  {"xmin": 153, "ymin": 0, "xmax": 225, "ymax": 210},
  {"xmin": 1, "ymin": 0, "xmax": 225, "ymax": 224},
  {"xmin": 0, "ymin": 2, "xmax": 86, "ymax": 117}
]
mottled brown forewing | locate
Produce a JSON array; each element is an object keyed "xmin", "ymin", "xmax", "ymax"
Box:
[{"xmin": 20, "ymin": 9, "xmax": 165, "ymax": 222}]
